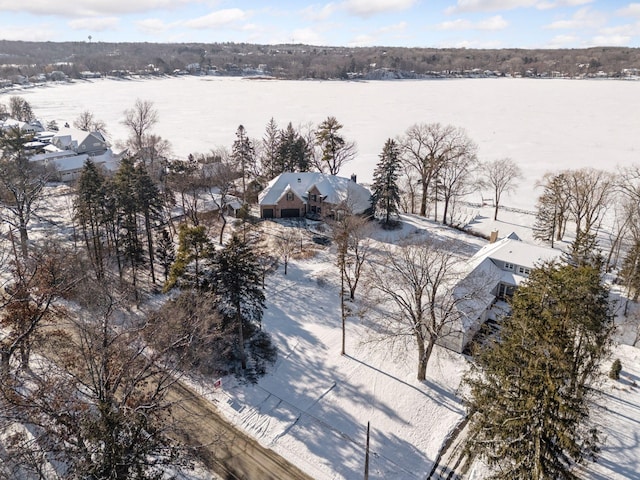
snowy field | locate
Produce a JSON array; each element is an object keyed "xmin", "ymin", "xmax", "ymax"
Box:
[
  {"xmin": 6, "ymin": 76, "xmax": 640, "ymax": 210},
  {"xmin": 4, "ymin": 77, "xmax": 640, "ymax": 479}
]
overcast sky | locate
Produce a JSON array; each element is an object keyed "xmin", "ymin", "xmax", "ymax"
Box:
[{"xmin": 1, "ymin": 1, "xmax": 639, "ymax": 48}]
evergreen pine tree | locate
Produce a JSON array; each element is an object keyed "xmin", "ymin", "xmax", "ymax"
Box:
[
  {"xmin": 133, "ymin": 162, "xmax": 163, "ymax": 283},
  {"xmin": 315, "ymin": 116, "xmax": 355, "ymax": 175},
  {"xmin": 533, "ymin": 173, "xmax": 569, "ymax": 247},
  {"xmin": 261, "ymin": 117, "xmax": 279, "ymax": 179},
  {"xmin": 155, "ymin": 228, "xmax": 175, "ymax": 284},
  {"xmin": 565, "ymin": 229, "xmax": 603, "ymax": 269},
  {"xmin": 75, "ymin": 159, "xmax": 107, "ymax": 279},
  {"xmin": 276, "ymin": 123, "xmax": 309, "ymax": 173},
  {"xmin": 232, "ymin": 125, "xmax": 255, "ymax": 204},
  {"xmin": 209, "ymin": 234, "xmax": 265, "ymax": 370},
  {"xmin": 371, "ymin": 138, "xmax": 402, "ymax": 227},
  {"xmin": 620, "ymin": 239, "xmax": 640, "ymax": 301},
  {"xmin": 465, "ymin": 261, "xmax": 613, "ymax": 480},
  {"xmin": 164, "ymin": 224, "xmax": 213, "ymax": 291},
  {"xmin": 113, "ymin": 157, "xmax": 145, "ymax": 295}
]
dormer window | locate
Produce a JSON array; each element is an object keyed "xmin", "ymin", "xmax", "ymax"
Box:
[{"xmin": 504, "ymin": 262, "xmax": 514, "ymax": 270}]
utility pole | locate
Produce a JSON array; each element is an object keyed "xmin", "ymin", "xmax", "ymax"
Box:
[{"xmin": 364, "ymin": 421, "xmax": 370, "ymax": 480}]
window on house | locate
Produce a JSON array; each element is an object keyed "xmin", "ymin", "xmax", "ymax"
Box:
[
  {"xmin": 518, "ymin": 267, "xmax": 531, "ymax": 276},
  {"xmin": 504, "ymin": 262, "xmax": 514, "ymax": 270},
  {"xmin": 311, "ymin": 194, "xmax": 317, "ymax": 201},
  {"xmin": 317, "ymin": 207, "xmax": 321, "ymax": 214},
  {"xmin": 286, "ymin": 192, "xmax": 293, "ymax": 201},
  {"xmin": 498, "ymin": 283, "xmax": 515, "ymax": 300}
]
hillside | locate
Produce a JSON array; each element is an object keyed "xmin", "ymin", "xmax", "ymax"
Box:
[{"xmin": 1, "ymin": 40, "xmax": 640, "ymax": 81}]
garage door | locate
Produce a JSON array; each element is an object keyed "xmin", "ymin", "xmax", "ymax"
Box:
[
  {"xmin": 262, "ymin": 208, "xmax": 274, "ymax": 219},
  {"xmin": 280, "ymin": 208, "xmax": 300, "ymax": 218}
]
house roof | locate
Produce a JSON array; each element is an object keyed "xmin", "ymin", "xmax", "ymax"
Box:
[
  {"xmin": 258, "ymin": 172, "xmax": 371, "ymax": 214},
  {"xmin": 454, "ymin": 234, "xmax": 563, "ymax": 329},
  {"xmin": 470, "ymin": 234, "xmax": 562, "ymax": 272}
]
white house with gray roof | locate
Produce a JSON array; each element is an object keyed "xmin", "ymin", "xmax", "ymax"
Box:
[
  {"xmin": 258, "ymin": 172, "xmax": 371, "ymax": 219},
  {"xmin": 439, "ymin": 232, "xmax": 563, "ymax": 353}
]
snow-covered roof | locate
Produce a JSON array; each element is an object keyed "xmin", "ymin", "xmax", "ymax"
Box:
[
  {"xmin": 454, "ymin": 233, "xmax": 563, "ymax": 331},
  {"xmin": 469, "ymin": 234, "xmax": 562, "ymax": 273},
  {"xmin": 258, "ymin": 172, "xmax": 371, "ymax": 214}
]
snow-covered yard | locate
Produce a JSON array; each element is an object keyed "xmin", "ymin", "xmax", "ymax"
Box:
[{"xmin": 184, "ymin": 207, "xmax": 640, "ymax": 480}]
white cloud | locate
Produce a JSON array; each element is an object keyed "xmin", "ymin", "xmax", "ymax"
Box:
[
  {"xmin": 438, "ymin": 15, "xmax": 508, "ymax": 31},
  {"xmin": 290, "ymin": 27, "xmax": 325, "ymax": 45},
  {"xmin": 545, "ymin": 33, "xmax": 582, "ymax": 47},
  {"xmin": 183, "ymin": 8, "xmax": 247, "ymax": 29},
  {"xmin": 378, "ymin": 21, "xmax": 408, "ymax": 33},
  {"xmin": 348, "ymin": 34, "xmax": 375, "ymax": 46},
  {"xmin": 536, "ymin": 0, "xmax": 592, "ymax": 9},
  {"xmin": 544, "ymin": 7, "xmax": 605, "ymax": 29},
  {"xmin": 0, "ymin": 23, "xmax": 56, "ymax": 41},
  {"xmin": 617, "ymin": 3, "xmax": 640, "ymax": 17},
  {"xmin": 343, "ymin": 0, "xmax": 417, "ymax": 18},
  {"xmin": 301, "ymin": 3, "xmax": 339, "ymax": 21},
  {"xmin": 446, "ymin": 0, "xmax": 536, "ymax": 15},
  {"xmin": 0, "ymin": 0, "xmax": 195, "ymax": 17},
  {"xmin": 445, "ymin": 0, "xmax": 591, "ymax": 14},
  {"xmin": 136, "ymin": 18, "xmax": 170, "ymax": 34},
  {"xmin": 68, "ymin": 17, "xmax": 119, "ymax": 32},
  {"xmin": 591, "ymin": 34, "xmax": 631, "ymax": 46},
  {"xmin": 441, "ymin": 38, "xmax": 503, "ymax": 48}
]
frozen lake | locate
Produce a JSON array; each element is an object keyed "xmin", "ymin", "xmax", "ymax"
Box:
[{"xmin": 7, "ymin": 76, "xmax": 640, "ymax": 210}]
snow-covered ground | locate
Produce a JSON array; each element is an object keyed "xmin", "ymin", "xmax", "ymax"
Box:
[
  {"xmin": 182, "ymin": 206, "xmax": 639, "ymax": 480},
  {"xmin": 4, "ymin": 77, "xmax": 640, "ymax": 478},
  {"xmin": 7, "ymin": 76, "xmax": 640, "ymax": 210}
]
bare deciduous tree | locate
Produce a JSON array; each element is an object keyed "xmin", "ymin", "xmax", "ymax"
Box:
[
  {"xmin": 400, "ymin": 123, "xmax": 476, "ymax": 219},
  {"xmin": 122, "ymin": 98, "xmax": 159, "ymax": 154},
  {"xmin": 274, "ymin": 226, "xmax": 299, "ymax": 275},
  {"xmin": 0, "ymin": 126, "xmax": 53, "ymax": 258},
  {"xmin": 332, "ymin": 213, "xmax": 371, "ymax": 301},
  {"xmin": 482, "ymin": 157, "xmax": 522, "ymax": 221},
  {"xmin": 73, "ymin": 110, "xmax": 108, "ymax": 136},
  {"xmin": 565, "ymin": 167, "xmax": 615, "ymax": 237},
  {"xmin": 436, "ymin": 132, "xmax": 479, "ymax": 225},
  {"xmin": 1, "ymin": 283, "xmax": 195, "ymax": 479},
  {"xmin": 370, "ymin": 239, "xmax": 488, "ymax": 380}
]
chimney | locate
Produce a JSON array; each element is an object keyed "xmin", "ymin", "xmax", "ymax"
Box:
[
  {"xmin": 350, "ymin": 173, "xmax": 357, "ymax": 183},
  {"xmin": 489, "ymin": 230, "xmax": 499, "ymax": 243}
]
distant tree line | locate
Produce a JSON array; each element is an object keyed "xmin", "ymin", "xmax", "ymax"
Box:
[{"xmin": 1, "ymin": 40, "xmax": 639, "ymax": 81}]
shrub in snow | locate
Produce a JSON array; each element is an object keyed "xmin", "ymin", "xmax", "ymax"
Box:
[{"xmin": 609, "ymin": 359, "xmax": 622, "ymax": 380}]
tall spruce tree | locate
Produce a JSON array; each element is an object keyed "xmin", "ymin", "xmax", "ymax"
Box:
[
  {"xmin": 113, "ymin": 157, "xmax": 145, "ymax": 294},
  {"xmin": 75, "ymin": 159, "xmax": 108, "ymax": 279},
  {"xmin": 133, "ymin": 162, "xmax": 162, "ymax": 284},
  {"xmin": 533, "ymin": 173, "xmax": 570, "ymax": 247},
  {"xmin": 155, "ymin": 228, "xmax": 175, "ymax": 284},
  {"xmin": 465, "ymin": 261, "xmax": 613, "ymax": 480},
  {"xmin": 261, "ymin": 117, "xmax": 279, "ymax": 179},
  {"xmin": 209, "ymin": 234, "xmax": 265, "ymax": 370},
  {"xmin": 371, "ymin": 138, "xmax": 402, "ymax": 226},
  {"xmin": 276, "ymin": 123, "xmax": 309, "ymax": 173},
  {"xmin": 232, "ymin": 124, "xmax": 255, "ymax": 204}
]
